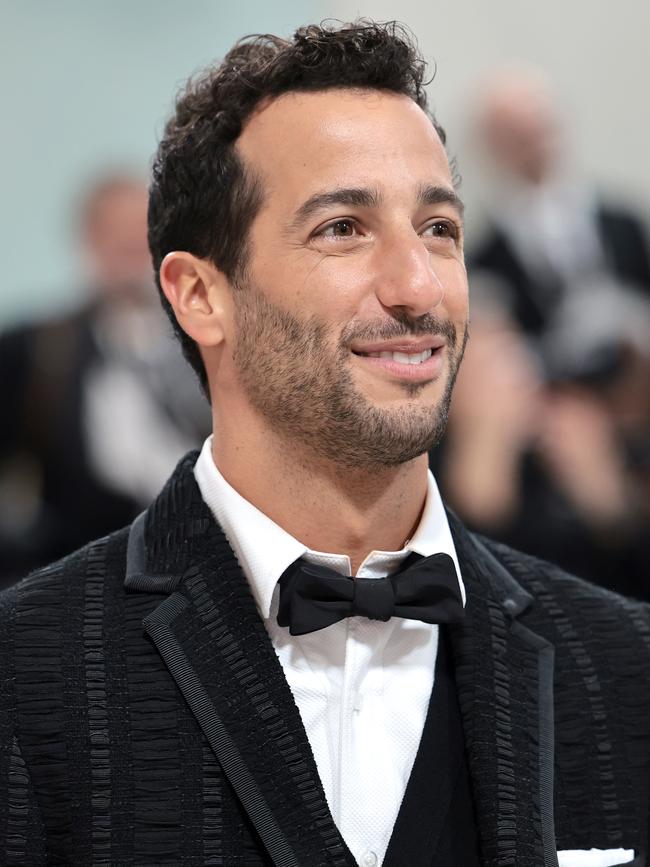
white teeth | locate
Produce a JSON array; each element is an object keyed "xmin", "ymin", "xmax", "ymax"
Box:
[{"xmin": 365, "ymin": 349, "xmax": 433, "ymax": 364}]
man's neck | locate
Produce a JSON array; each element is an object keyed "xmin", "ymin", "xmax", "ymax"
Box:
[{"xmin": 211, "ymin": 412, "xmax": 429, "ymax": 574}]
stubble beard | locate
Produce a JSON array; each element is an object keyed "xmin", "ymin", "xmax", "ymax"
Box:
[{"xmin": 232, "ymin": 280, "xmax": 468, "ymax": 469}]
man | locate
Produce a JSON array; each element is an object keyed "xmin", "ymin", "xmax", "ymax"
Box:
[
  {"xmin": 468, "ymin": 67, "xmax": 650, "ymax": 344},
  {"xmin": 0, "ymin": 22, "xmax": 648, "ymax": 867},
  {"xmin": 0, "ymin": 174, "xmax": 209, "ymax": 585}
]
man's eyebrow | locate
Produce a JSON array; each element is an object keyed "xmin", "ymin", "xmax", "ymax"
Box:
[
  {"xmin": 417, "ymin": 184, "xmax": 465, "ymax": 218},
  {"xmin": 288, "ymin": 187, "xmax": 381, "ymax": 231},
  {"xmin": 287, "ymin": 183, "xmax": 464, "ymax": 233}
]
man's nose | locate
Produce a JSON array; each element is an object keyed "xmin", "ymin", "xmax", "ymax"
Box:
[{"xmin": 374, "ymin": 233, "xmax": 445, "ymax": 317}]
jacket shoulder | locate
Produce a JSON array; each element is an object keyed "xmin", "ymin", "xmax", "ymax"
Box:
[
  {"xmin": 477, "ymin": 532, "xmax": 650, "ymax": 625},
  {"xmin": 0, "ymin": 526, "xmax": 131, "ymax": 739},
  {"xmin": 0, "ymin": 526, "xmax": 130, "ymax": 632}
]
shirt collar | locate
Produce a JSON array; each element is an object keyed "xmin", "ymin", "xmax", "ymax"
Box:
[{"xmin": 194, "ymin": 435, "xmax": 465, "ymax": 619}]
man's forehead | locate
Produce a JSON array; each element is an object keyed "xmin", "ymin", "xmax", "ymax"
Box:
[
  {"xmin": 236, "ymin": 87, "xmax": 452, "ymax": 206},
  {"xmin": 239, "ymin": 87, "xmax": 442, "ymax": 153}
]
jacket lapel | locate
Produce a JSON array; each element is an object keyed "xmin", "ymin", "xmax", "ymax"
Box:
[
  {"xmin": 448, "ymin": 513, "xmax": 559, "ymax": 867},
  {"xmin": 124, "ymin": 454, "xmax": 355, "ymax": 867}
]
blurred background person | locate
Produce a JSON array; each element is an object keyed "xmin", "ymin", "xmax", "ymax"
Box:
[
  {"xmin": 430, "ymin": 65, "xmax": 650, "ymax": 601},
  {"xmin": 0, "ymin": 173, "xmax": 210, "ymax": 586},
  {"xmin": 468, "ymin": 66, "xmax": 650, "ymax": 348},
  {"xmin": 433, "ymin": 301, "xmax": 650, "ymax": 600}
]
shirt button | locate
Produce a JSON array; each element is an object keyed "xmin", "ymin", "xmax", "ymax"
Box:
[{"xmin": 362, "ymin": 851, "xmax": 378, "ymax": 867}]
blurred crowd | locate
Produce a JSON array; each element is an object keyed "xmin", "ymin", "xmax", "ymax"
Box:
[
  {"xmin": 1, "ymin": 66, "xmax": 648, "ymax": 599},
  {"xmin": 434, "ymin": 68, "xmax": 650, "ymax": 600}
]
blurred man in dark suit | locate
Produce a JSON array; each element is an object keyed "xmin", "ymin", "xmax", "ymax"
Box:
[
  {"xmin": 0, "ymin": 174, "xmax": 209, "ymax": 584},
  {"xmin": 469, "ymin": 67, "xmax": 650, "ymax": 344}
]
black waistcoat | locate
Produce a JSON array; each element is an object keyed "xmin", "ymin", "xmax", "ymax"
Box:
[{"xmin": 383, "ymin": 628, "xmax": 482, "ymax": 867}]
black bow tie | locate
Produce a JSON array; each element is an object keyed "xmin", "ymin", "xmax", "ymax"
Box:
[{"xmin": 277, "ymin": 552, "xmax": 464, "ymax": 636}]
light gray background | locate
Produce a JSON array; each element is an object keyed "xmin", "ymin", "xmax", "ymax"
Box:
[{"xmin": 2, "ymin": 0, "xmax": 648, "ymax": 322}]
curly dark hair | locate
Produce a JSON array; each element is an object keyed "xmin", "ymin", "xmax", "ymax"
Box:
[{"xmin": 148, "ymin": 20, "xmax": 446, "ymax": 392}]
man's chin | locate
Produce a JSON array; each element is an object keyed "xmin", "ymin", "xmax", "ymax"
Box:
[{"xmin": 355, "ymin": 374, "xmax": 446, "ymax": 407}]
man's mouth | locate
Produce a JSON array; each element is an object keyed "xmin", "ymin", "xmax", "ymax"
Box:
[
  {"xmin": 354, "ymin": 348, "xmax": 434, "ymax": 365},
  {"xmin": 350, "ymin": 341, "xmax": 446, "ymax": 383}
]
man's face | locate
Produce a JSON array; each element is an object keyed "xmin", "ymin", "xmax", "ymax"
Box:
[{"xmin": 227, "ymin": 88, "xmax": 469, "ymax": 467}]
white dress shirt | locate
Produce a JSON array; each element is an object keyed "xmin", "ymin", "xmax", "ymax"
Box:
[{"xmin": 194, "ymin": 436, "xmax": 465, "ymax": 866}]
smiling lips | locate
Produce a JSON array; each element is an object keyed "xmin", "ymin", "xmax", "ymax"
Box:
[{"xmin": 352, "ymin": 340, "xmax": 446, "ymax": 381}]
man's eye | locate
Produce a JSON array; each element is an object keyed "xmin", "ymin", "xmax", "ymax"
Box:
[
  {"xmin": 423, "ymin": 220, "xmax": 459, "ymax": 240},
  {"xmin": 321, "ymin": 219, "xmax": 357, "ymax": 238}
]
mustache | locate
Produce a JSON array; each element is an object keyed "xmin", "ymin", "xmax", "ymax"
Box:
[{"xmin": 340, "ymin": 311, "xmax": 458, "ymax": 347}]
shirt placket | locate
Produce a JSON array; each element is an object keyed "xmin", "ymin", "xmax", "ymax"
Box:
[
  {"xmin": 338, "ymin": 617, "xmax": 360, "ymax": 830},
  {"xmin": 339, "ymin": 617, "xmax": 391, "ymax": 864}
]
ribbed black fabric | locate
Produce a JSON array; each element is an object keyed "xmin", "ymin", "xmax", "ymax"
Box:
[
  {"xmin": 454, "ymin": 528, "xmax": 650, "ymax": 866},
  {"xmin": 0, "ymin": 451, "xmax": 648, "ymax": 865},
  {"xmin": 0, "ymin": 580, "xmax": 47, "ymax": 866},
  {"xmin": 494, "ymin": 541, "xmax": 650, "ymax": 851}
]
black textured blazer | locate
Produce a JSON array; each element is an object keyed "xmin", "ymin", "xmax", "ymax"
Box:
[{"xmin": 1, "ymin": 453, "xmax": 649, "ymax": 866}]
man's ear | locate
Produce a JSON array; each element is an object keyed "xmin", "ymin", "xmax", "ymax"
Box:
[{"xmin": 159, "ymin": 251, "xmax": 231, "ymax": 347}]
